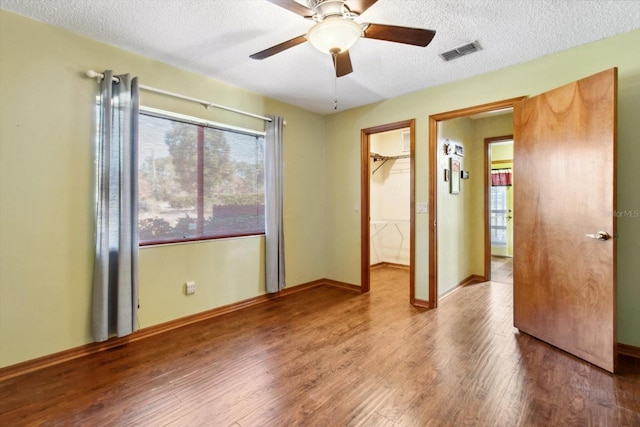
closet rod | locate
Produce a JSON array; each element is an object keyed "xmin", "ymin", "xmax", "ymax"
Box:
[
  {"xmin": 86, "ymin": 70, "xmax": 272, "ymax": 123},
  {"xmin": 370, "ymin": 152, "xmax": 410, "ymax": 161}
]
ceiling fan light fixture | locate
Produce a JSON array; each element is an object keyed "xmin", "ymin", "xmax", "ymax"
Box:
[{"xmin": 306, "ymin": 18, "xmax": 362, "ymax": 54}]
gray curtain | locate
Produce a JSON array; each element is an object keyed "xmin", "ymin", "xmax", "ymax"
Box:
[
  {"xmin": 92, "ymin": 71, "xmax": 140, "ymax": 342},
  {"xmin": 265, "ymin": 116, "xmax": 285, "ymax": 293}
]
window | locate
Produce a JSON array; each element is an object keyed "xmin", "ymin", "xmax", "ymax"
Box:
[
  {"xmin": 138, "ymin": 109, "xmax": 265, "ymax": 245},
  {"xmin": 490, "ymin": 186, "xmax": 508, "ymax": 246}
]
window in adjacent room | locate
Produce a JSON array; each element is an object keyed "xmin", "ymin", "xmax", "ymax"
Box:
[
  {"xmin": 490, "ymin": 185, "xmax": 508, "ymax": 246},
  {"xmin": 138, "ymin": 108, "xmax": 265, "ymax": 245}
]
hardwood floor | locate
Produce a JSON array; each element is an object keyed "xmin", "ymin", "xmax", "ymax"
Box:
[
  {"xmin": 1, "ymin": 267, "xmax": 638, "ymax": 426},
  {"xmin": 491, "ymin": 256, "xmax": 513, "ymax": 285}
]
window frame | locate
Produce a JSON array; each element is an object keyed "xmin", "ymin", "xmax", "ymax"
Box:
[{"xmin": 138, "ymin": 106, "xmax": 266, "ymax": 247}]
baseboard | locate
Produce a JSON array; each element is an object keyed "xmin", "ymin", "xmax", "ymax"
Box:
[
  {"xmin": 618, "ymin": 343, "xmax": 640, "ymax": 359},
  {"xmin": 5, "ymin": 277, "xmax": 632, "ymax": 381},
  {"xmin": 321, "ymin": 278, "xmax": 362, "ymax": 293},
  {"xmin": 0, "ymin": 278, "xmax": 358, "ymax": 381},
  {"xmin": 461, "ymin": 274, "xmax": 486, "ymax": 285},
  {"xmin": 412, "ymin": 298, "xmax": 432, "ymax": 309},
  {"xmin": 370, "ymin": 262, "xmax": 410, "ymax": 270},
  {"xmin": 439, "ymin": 274, "xmax": 485, "ymax": 300}
]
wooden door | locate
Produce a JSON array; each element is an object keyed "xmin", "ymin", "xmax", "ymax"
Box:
[{"xmin": 513, "ymin": 68, "xmax": 617, "ymax": 373}]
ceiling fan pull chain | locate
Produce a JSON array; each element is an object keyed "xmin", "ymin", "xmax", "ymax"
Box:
[{"xmin": 332, "ymin": 52, "xmax": 338, "ymax": 110}]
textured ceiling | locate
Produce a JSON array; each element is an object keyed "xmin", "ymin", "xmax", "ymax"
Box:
[{"xmin": 2, "ymin": 0, "xmax": 639, "ymax": 114}]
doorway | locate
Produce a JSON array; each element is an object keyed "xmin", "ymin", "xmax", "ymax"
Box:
[
  {"xmin": 428, "ymin": 98, "xmax": 525, "ymax": 307},
  {"xmin": 370, "ymin": 129, "xmax": 411, "ymax": 267},
  {"xmin": 486, "ymin": 137, "xmax": 514, "ymax": 285},
  {"xmin": 360, "ymin": 120, "xmax": 416, "ymax": 304},
  {"xmin": 427, "ymin": 70, "xmax": 617, "ymax": 372}
]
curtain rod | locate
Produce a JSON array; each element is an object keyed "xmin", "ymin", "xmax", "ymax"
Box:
[{"xmin": 86, "ymin": 70, "xmax": 272, "ymax": 123}]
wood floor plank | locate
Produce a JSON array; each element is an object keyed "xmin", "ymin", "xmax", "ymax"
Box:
[{"xmin": 1, "ymin": 267, "xmax": 638, "ymax": 426}]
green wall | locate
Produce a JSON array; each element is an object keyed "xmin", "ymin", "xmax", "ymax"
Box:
[
  {"xmin": 324, "ymin": 29, "xmax": 640, "ymax": 346},
  {"xmin": 437, "ymin": 117, "xmax": 475, "ymax": 294},
  {"xmin": 1, "ymin": 10, "xmax": 638, "ymax": 368},
  {"xmin": 0, "ymin": 10, "xmax": 326, "ymax": 367}
]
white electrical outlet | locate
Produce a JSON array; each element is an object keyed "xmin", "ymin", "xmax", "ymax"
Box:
[{"xmin": 185, "ymin": 281, "xmax": 196, "ymax": 295}]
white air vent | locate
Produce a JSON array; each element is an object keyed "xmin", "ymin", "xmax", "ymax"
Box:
[{"xmin": 440, "ymin": 41, "xmax": 482, "ymax": 61}]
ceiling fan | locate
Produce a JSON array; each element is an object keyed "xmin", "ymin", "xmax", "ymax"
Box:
[{"xmin": 250, "ymin": 0, "xmax": 436, "ymax": 77}]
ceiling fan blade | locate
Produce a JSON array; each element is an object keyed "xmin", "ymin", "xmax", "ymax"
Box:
[
  {"xmin": 333, "ymin": 50, "xmax": 353, "ymax": 77},
  {"xmin": 345, "ymin": 0, "xmax": 378, "ymax": 15},
  {"xmin": 250, "ymin": 35, "xmax": 307, "ymax": 60},
  {"xmin": 265, "ymin": 0, "xmax": 314, "ymax": 18},
  {"xmin": 363, "ymin": 23, "xmax": 436, "ymax": 47}
]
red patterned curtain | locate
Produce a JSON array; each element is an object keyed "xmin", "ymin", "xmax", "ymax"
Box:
[{"xmin": 491, "ymin": 168, "xmax": 512, "ymax": 186}]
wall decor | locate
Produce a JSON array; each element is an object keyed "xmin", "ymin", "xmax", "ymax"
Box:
[
  {"xmin": 443, "ymin": 140, "xmax": 453, "ymax": 155},
  {"xmin": 454, "ymin": 143, "xmax": 464, "ymax": 156},
  {"xmin": 450, "ymin": 157, "xmax": 461, "ymax": 194}
]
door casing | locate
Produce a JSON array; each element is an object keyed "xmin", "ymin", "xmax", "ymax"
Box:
[{"xmin": 428, "ymin": 98, "xmax": 525, "ymax": 307}]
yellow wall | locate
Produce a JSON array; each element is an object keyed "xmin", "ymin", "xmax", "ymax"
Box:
[
  {"xmin": 491, "ymin": 140, "xmax": 514, "ymax": 162},
  {"xmin": 1, "ymin": 10, "xmax": 639, "ymax": 368},
  {"xmin": 324, "ymin": 29, "xmax": 640, "ymax": 345},
  {"xmin": 0, "ymin": 10, "xmax": 326, "ymax": 367}
]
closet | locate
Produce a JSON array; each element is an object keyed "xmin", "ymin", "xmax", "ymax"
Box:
[{"xmin": 369, "ymin": 128, "xmax": 410, "ymax": 267}]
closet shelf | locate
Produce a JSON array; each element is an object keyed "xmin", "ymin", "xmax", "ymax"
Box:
[{"xmin": 370, "ymin": 152, "xmax": 410, "ymax": 175}]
